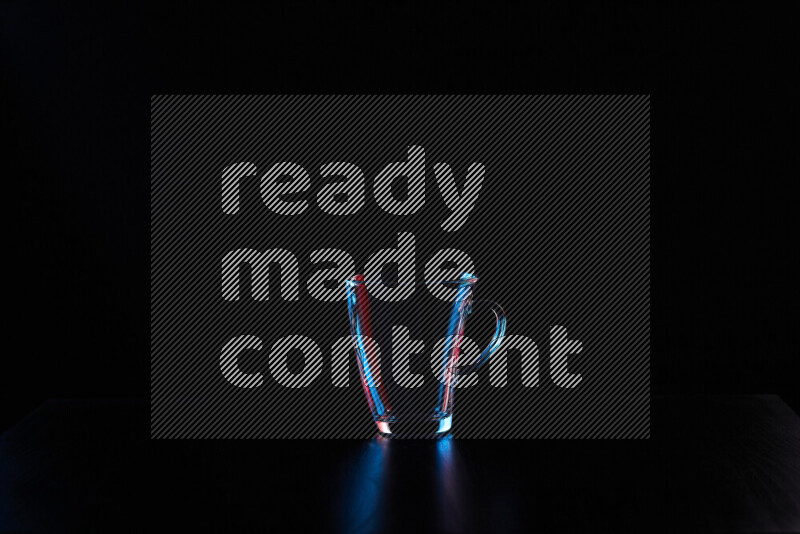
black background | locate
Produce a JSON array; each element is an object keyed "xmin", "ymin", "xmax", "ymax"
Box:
[
  {"xmin": 2, "ymin": 3, "xmax": 793, "ymax": 427},
  {"xmin": 0, "ymin": 2, "xmax": 795, "ymax": 531}
]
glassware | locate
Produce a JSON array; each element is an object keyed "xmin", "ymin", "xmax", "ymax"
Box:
[{"xmin": 346, "ymin": 272, "xmax": 506, "ymax": 437}]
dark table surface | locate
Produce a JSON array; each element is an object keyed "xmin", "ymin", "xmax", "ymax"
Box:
[{"xmin": 1, "ymin": 395, "xmax": 799, "ymax": 534}]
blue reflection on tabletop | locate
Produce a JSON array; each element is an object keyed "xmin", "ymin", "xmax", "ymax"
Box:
[
  {"xmin": 339, "ymin": 435, "xmax": 468, "ymax": 534},
  {"xmin": 436, "ymin": 435, "xmax": 467, "ymax": 532},
  {"xmin": 340, "ymin": 437, "xmax": 390, "ymax": 533}
]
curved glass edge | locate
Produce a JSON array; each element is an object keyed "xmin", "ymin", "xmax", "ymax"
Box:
[{"xmin": 346, "ymin": 272, "xmax": 478, "ymax": 286}]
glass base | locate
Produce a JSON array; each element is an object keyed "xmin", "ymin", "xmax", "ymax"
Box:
[{"xmin": 375, "ymin": 414, "xmax": 452, "ymax": 438}]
